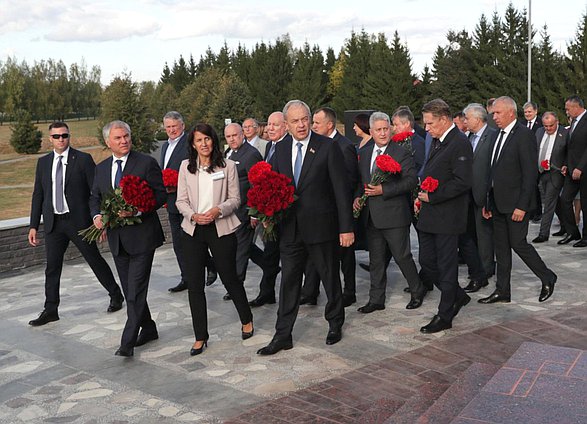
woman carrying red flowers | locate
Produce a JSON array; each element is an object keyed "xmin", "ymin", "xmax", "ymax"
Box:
[{"xmin": 175, "ymin": 123, "xmax": 253, "ymax": 356}]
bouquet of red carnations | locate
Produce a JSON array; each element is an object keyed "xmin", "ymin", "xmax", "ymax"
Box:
[
  {"xmin": 391, "ymin": 131, "xmax": 415, "ymax": 156},
  {"xmin": 162, "ymin": 168, "xmax": 179, "ymax": 188},
  {"xmin": 247, "ymin": 161, "xmax": 296, "ymax": 241},
  {"xmin": 414, "ymin": 176, "xmax": 439, "ymax": 216},
  {"xmin": 353, "ymin": 154, "xmax": 402, "ymax": 218},
  {"xmin": 79, "ymin": 175, "xmax": 156, "ymax": 242}
]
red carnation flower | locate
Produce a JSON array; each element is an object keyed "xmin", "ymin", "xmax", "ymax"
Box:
[
  {"xmin": 391, "ymin": 131, "xmax": 414, "ymax": 143},
  {"xmin": 420, "ymin": 176, "xmax": 439, "ymax": 193},
  {"xmin": 540, "ymin": 160, "xmax": 550, "ymax": 171},
  {"xmin": 248, "ymin": 161, "xmax": 273, "ymax": 185},
  {"xmin": 162, "ymin": 168, "xmax": 179, "ymax": 187}
]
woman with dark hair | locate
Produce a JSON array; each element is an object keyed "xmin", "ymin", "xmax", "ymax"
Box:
[
  {"xmin": 176, "ymin": 123, "xmax": 254, "ymax": 356},
  {"xmin": 353, "ymin": 113, "xmax": 372, "ymax": 149}
]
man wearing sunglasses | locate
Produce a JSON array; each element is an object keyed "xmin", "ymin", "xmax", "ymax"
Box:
[{"xmin": 28, "ymin": 122, "xmax": 124, "ymax": 326}]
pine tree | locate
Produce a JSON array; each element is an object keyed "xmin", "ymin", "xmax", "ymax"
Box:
[
  {"xmin": 160, "ymin": 62, "xmax": 171, "ymax": 84},
  {"xmin": 170, "ymin": 55, "xmax": 191, "ymax": 92},
  {"xmin": 288, "ymin": 43, "xmax": 327, "ymax": 112},
  {"xmin": 206, "ymin": 73, "xmax": 259, "ymax": 131},
  {"xmin": 10, "ymin": 109, "xmax": 42, "ymax": 154},
  {"xmin": 566, "ymin": 12, "xmax": 587, "ymax": 99}
]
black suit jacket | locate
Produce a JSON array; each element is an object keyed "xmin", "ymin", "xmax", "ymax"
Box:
[
  {"xmin": 30, "ymin": 148, "xmax": 95, "ymax": 233},
  {"xmin": 356, "ymin": 142, "xmax": 417, "ymax": 229},
  {"xmin": 160, "ymin": 133, "xmax": 189, "ymax": 215},
  {"xmin": 488, "ymin": 122, "xmax": 537, "ymax": 214},
  {"xmin": 412, "ymin": 132, "xmax": 426, "ymax": 173},
  {"xmin": 90, "ymin": 150, "xmax": 166, "ymax": 256},
  {"xmin": 264, "ymin": 134, "xmax": 292, "ymax": 164},
  {"xmin": 471, "ymin": 126, "xmax": 498, "ymax": 207},
  {"xmin": 536, "ymin": 125, "xmax": 568, "ymax": 189},
  {"xmin": 226, "ymin": 141, "xmax": 263, "ymax": 222},
  {"xmin": 521, "ymin": 116, "xmax": 543, "ymax": 134},
  {"xmin": 273, "ymin": 131, "xmax": 353, "ymax": 244},
  {"xmin": 416, "ymin": 126, "xmax": 473, "ymax": 234},
  {"xmin": 333, "ymin": 131, "xmax": 360, "ymax": 197},
  {"xmin": 567, "ymin": 114, "xmax": 587, "ymax": 173}
]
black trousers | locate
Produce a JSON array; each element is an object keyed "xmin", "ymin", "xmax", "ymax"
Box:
[
  {"xmin": 249, "ymin": 238, "xmax": 280, "ymax": 299},
  {"xmin": 492, "ymin": 212, "xmax": 555, "ymax": 296},
  {"xmin": 234, "ymin": 221, "xmax": 255, "ymax": 284},
  {"xmin": 113, "ymin": 246, "xmax": 157, "ymax": 350},
  {"xmin": 274, "ymin": 235, "xmax": 344, "ymax": 342},
  {"xmin": 560, "ymin": 175, "xmax": 587, "ymax": 239},
  {"xmin": 301, "ymin": 245, "xmax": 356, "ymax": 299},
  {"xmin": 418, "ymin": 231, "xmax": 466, "ymax": 322},
  {"xmin": 44, "ymin": 214, "xmax": 121, "ymax": 312},
  {"xmin": 180, "ymin": 225, "xmax": 252, "ymax": 341},
  {"xmin": 458, "ymin": 201, "xmax": 486, "ymax": 281},
  {"xmin": 167, "ymin": 212, "xmax": 187, "ymax": 282}
]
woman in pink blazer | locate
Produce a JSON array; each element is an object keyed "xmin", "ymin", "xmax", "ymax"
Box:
[{"xmin": 176, "ymin": 123, "xmax": 253, "ymax": 356}]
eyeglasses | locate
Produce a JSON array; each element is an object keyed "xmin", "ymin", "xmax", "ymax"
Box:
[{"xmin": 50, "ymin": 134, "xmax": 70, "ymax": 140}]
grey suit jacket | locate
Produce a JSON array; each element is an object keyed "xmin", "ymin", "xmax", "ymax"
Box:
[{"xmin": 536, "ymin": 125, "xmax": 568, "ymax": 189}]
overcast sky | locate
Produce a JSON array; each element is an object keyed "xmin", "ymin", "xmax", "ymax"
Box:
[{"xmin": 1, "ymin": 0, "xmax": 585, "ymax": 85}]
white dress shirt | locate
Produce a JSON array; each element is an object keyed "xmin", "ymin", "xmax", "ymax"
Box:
[
  {"xmin": 291, "ymin": 133, "xmax": 311, "ymax": 173},
  {"xmin": 163, "ymin": 132, "xmax": 184, "ymax": 169},
  {"xmin": 111, "ymin": 153, "xmax": 129, "ymax": 189},
  {"xmin": 52, "ymin": 148, "xmax": 70, "ymax": 214}
]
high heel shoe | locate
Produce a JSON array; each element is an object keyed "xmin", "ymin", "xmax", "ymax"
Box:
[
  {"xmin": 241, "ymin": 322, "xmax": 254, "ymax": 340},
  {"xmin": 190, "ymin": 340, "xmax": 208, "ymax": 356}
]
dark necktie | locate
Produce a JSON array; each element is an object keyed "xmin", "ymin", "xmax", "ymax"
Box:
[
  {"xmin": 267, "ymin": 143, "xmax": 276, "ymax": 162},
  {"xmin": 371, "ymin": 148, "xmax": 382, "ymax": 175},
  {"xmin": 491, "ymin": 130, "xmax": 506, "ymax": 167},
  {"xmin": 527, "ymin": 120, "xmax": 532, "ymax": 129},
  {"xmin": 293, "ymin": 142, "xmax": 303, "ymax": 186},
  {"xmin": 570, "ymin": 119, "xmax": 577, "ymax": 135},
  {"xmin": 114, "ymin": 159, "xmax": 123, "ymax": 188},
  {"xmin": 55, "ymin": 155, "xmax": 65, "ymax": 213}
]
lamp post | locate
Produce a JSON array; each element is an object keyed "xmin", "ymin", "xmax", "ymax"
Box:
[{"xmin": 527, "ymin": 0, "xmax": 532, "ymax": 102}]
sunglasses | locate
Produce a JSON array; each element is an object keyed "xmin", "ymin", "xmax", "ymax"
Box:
[{"xmin": 51, "ymin": 133, "xmax": 70, "ymax": 140}]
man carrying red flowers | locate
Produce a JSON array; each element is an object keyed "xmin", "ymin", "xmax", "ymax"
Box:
[
  {"xmin": 417, "ymin": 99, "xmax": 473, "ymax": 334},
  {"xmin": 353, "ymin": 111, "xmax": 426, "ymax": 313},
  {"xmin": 90, "ymin": 120, "xmax": 167, "ymax": 357}
]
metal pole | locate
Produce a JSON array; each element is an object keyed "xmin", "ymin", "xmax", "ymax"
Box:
[{"xmin": 527, "ymin": 0, "xmax": 532, "ymax": 102}]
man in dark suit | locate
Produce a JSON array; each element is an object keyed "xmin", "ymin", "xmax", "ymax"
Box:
[
  {"xmin": 224, "ymin": 123, "xmax": 262, "ymax": 290},
  {"xmin": 558, "ymin": 95, "xmax": 587, "ymax": 247},
  {"xmin": 90, "ymin": 120, "xmax": 167, "ymax": 357},
  {"xmin": 249, "ymin": 111, "xmax": 290, "ymax": 307},
  {"xmin": 28, "ymin": 122, "xmax": 124, "ymax": 326},
  {"xmin": 462, "ymin": 103, "xmax": 498, "ymax": 291},
  {"xmin": 533, "ymin": 112, "xmax": 568, "ymax": 243},
  {"xmin": 299, "ymin": 107, "xmax": 359, "ymax": 307},
  {"xmin": 257, "ymin": 100, "xmax": 354, "ymax": 355},
  {"xmin": 417, "ymin": 99, "xmax": 473, "ymax": 334},
  {"xmin": 523, "ymin": 102, "xmax": 543, "ymax": 134},
  {"xmin": 479, "ymin": 96, "xmax": 557, "ymax": 305},
  {"xmin": 392, "ymin": 107, "xmax": 427, "ymax": 174},
  {"xmin": 354, "ymin": 112, "xmax": 425, "ymax": 312}
]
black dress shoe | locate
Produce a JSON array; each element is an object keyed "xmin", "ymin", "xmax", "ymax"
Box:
[
  {"xmin": 532, "ymin": 235, "xmax": 549, "ymax": 243},
  {"xmin": 463, "ymin": 279, "xmax": 489, "ymax": 293},
  {"xmin": 452, "ymin": 294, "xmax": 471, "ymax": 318},
  {"xmin": 357, "ymin": 302, "xmax": 385, "ymax": 313},
  {"xmin": 299, "ymin": 296, "xmax": 317, "ymax": 305},
  {"xmin": 359, "ymin": 262, "xmax": 370, "ymax": 272},
  {"xmin": 135, "ymin": 331, "xmax": 159, "ymax": 347},
  {"xmin": 573, "ymin": 239, "xmax": 587, "ymax": 248},
  {"xmin": 342, "ymin": 294, "xmax": 356, "ymax": 307},
  {"xmin": 257, "ymin": 339, "xmax": 294, "ymax": 355},
  {"xmin": 552, "ymin": 229, "xmax": 566, "ymax": 237},
  {"xmin": 249, "ymin": 295, "xmax": 276, "ymax": 307},
  {"xmin": 531, "ymin": 215, "xmax": 542, "ymax": 223},
  {"xmin": 478, "ymin": 291, "xmax": 511, "ymax": 304},
  {"xmin": 404, "ymin": 285, "xmax": 433, "ymax": 293},
  {"xmin": 326, "ymin": 329, "xmax": 342, "ymax": 345},
  {"xmin": 241, "ymin": 323, "xmax": 254, "ymax": 340},
  {"xmin": 557, "ymin": 233, "xmax": 581, "ymax": 245},
  {"xmin": 223, "ymin": 293, "xmax": 231, "ymax": 301},
  {"xmin": 107, "ymin": 294, "xmax": 124, "ymax": 313},
  {"xmin": 168, "ymin": 281, "xmax": 187, "ymax": 292},
  {"xmin": 405, "ymin": 296, "xmax": 423, "ymax": 310},
  {"xmin": 29, "ymin": 310, "xmax": 59, "ymax": 326},
  {"xmin": 115, "ymin": 347, "xmax": 134, "ymax": 357},
  {"xmin": 539, "ymin": 274, "xmax": 557, "ymax": 302},
  {"xmin": 190, "ymin": 340, "xmax": 208, "ymax": 356},
  {"xmin": 205, "ymin": 271, "xmax": 218, "ymax": 286},
  {"xmin": 420, "ymin": 315, "xmax": 452, "ymax": 334}
]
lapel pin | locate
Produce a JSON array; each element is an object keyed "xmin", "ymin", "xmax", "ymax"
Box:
[{"xmin": 310, "ymin": 148, "xmax": 315, "ymax": 154}]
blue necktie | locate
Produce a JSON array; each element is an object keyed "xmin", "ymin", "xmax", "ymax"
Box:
[
  {"xmin": 114, "ymin": 159, "xmax": 123, "ymax": 188},
  {"xmin": 293, "ymin": 142, "xmax": 303, "ymax": 186},
  {"xmin": 267, "ymin": 143, "xmax": 276, "ymax": 162}
]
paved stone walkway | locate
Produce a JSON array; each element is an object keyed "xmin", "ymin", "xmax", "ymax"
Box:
[{"xmin": 0, "ymin": 222, "xmax": 586, "ymax": 423}]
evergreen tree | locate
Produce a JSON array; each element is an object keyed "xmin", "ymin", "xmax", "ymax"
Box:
[
  {"xmin": 160, "ymin": 62, "xmax": 171, "ymax": 84},
  {"xmin": 10, "ymin": 109, "xmax": 42, "ymax": 154},
  {"xmin": 288, "ymin": 43, "xmax": 327, "ymax": 112},
  {"xmin": 533, "ymin": 25, "xmax": 567, "ymax": 113},
  {"xmin": 206, "ymin": 73, "xmax": 259, "ymax": 130},
  {"xmin": 170, "ymin": 55, "xmax": 191, "ymax": 92},
  {"xmin": 216, "ymin": 42, "xmax": 231, "ymax": 75},
  {"xmin": 177, "ymin": 67, "xmax": 224, "ymax": 125},
  {"xmin": 231, "ymin": 44, "xmax": 251, "ymax": 86},
  {"xmin": 99, "ymin": 73, "xmax": 158, "ymax": 152},
  {"xmin": 566, "ymin": 12, "xmax": 587, "ymax": 99}
]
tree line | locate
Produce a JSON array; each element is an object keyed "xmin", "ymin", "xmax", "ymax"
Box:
[{"xmin": 2, "ymin": 2, "xmax": 586, "ymax": 153}]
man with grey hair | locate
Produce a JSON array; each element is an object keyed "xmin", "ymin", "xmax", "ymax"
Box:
[
  {"xmin": 354, "ymin": 111, "xmax": 425, "ymax": 312},
  {"xmin": 460, "ymin": 103, "xmax": 498, "ymax": 292},
  {"xmin": 257, "ymin": 100, "xmax": 354, "ymax": 355},
  {"xmin": 90, "ymin": 120, "xmax": 167, "ymax": 357},
  {"xmin": 532, "ymin": 112, "xmax": 568, "ymax": 243},
  {"xmin": 242, "ymin": 117, "xmax": 269, "ymax": 155},
  {"xmin": 392, "ymin": 107, "xmax": 427, "ymax": 174},
  {"xmin": 480, "ymin": 96, "xmax": 557, "ymax": 305}
]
